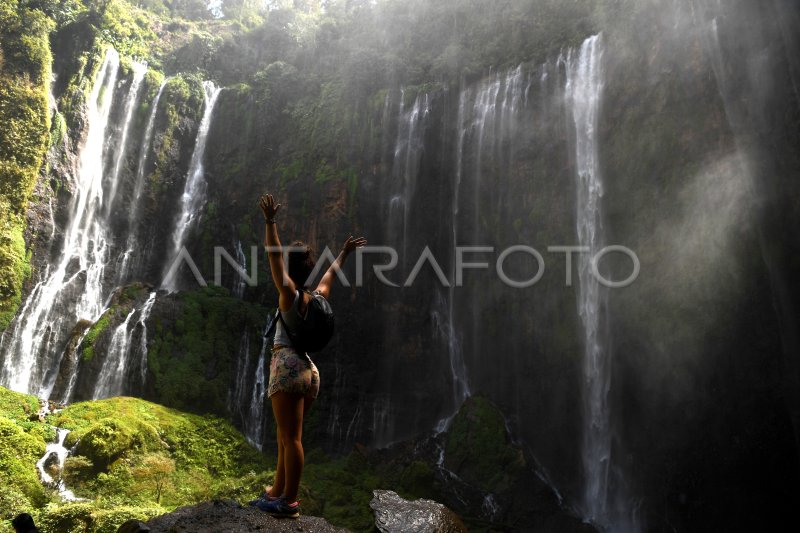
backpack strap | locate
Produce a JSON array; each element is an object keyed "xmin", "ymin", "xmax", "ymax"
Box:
[
  {"xmin": 263, "ymin": 310, "xmax": 281, "ymax": 340},
  {"xmin": 263, "ymin": 290, "xmax": 302, "ymax": 340}
]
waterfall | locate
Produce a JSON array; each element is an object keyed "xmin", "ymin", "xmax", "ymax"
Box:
[
  {"xmin": 566, "ymin": 31, "xmax": 606, "ymax": 524},
  {"xmin": 230, "ymin": 324, "xmax": 270, "ymax": 450},
  {"xmin": 345, "ymin": 404, "xmax": 362, "ymax": 444},
  {"xmin": 118, "ymin": 79, "xmax": 168, "ymax": 282},
  {"xmin": 229, "ymin": 331, "xmax": 250, "ymax": 417},
  {"xmin": 92, "ymin": 309, "xmax": 137, "ymax": 399},
  {"xmin": 371, "ymin": 89, "xmax": 431, "ymax": 447},
  {"xmin": 162, "ymin": 81, "xmax": 222, "ymax": 291},
  {"xmin": 233, "ymin": 240, "xmax": 247, "ymax": 298},
  {"xmin": 322, "ymin": 356, "xmax": 361, "ymax": 450},
  {"xmin": 229, "ymin": 329, "xmax": 258, "ymax": 445},
  {"xmin": 0, "ymin": 48, "xmax": 122, "ymax": 396},
  {"xmin": 471, "ymin": 65, "xmax": 525, "ymax": 208},
  {"xmin": 47, "ymin": 80, "xmax": 63, "ymax": 244},
  {"xmin": 371, "ymin": 395, "xmax": 394, "ymax": 446},
  {"xmin": 75, "ymin": 54, "xmax": 143, "ymax": 329},
  {"xmin": 388, "ymin": 90, "xmax": 430, "ymax": 272},
  {"xmin": 435, "ymin": 287, "xmax": 469, "ymax": 432},
  {"xmin": 105, "ymin": 61, "xmax": 147, "ymax": 216},
  {"xmin": 691, "ymin": 0, "xmax": 800, "ymax": 469},
  {"xmin": 90, "ymin": 290, "xmax": 157, "ymax": 400},
  {"xmin": 437, "ymin": 88, "xmax": 472, "ymax": 433},
  {"xmin": 246, "ymin": 334, "xmax": 268, "ymax": 449},
  {"xmin": 137, "ymin": 291, "xmax": 157, "ymax": 382},
  {"xmin": 565, "ymin": 34, "xmax": 634, "ymax": 530},
  {"xmin": 434, "ymin": 66, "xmax": 526, "ymax": 432}
]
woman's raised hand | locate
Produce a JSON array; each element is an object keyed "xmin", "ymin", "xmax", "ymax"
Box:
[
  {"xmin": 259, "ymin": 194, "xmax": 281, "ymax": 221},
  {"xmin": 342, "ymin": 235, "xmax": 367, "ymax": 254}
]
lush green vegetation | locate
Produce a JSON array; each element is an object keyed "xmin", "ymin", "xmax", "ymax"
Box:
[
  {"xmin": 1, "ymin": 386, "xmax": 484, "ymax": 532},
  {"xmin": 146, "ymin": 286, "xmax": 268, "ymax": 416},
  {"xmin": 0, "ymin": 387, "xmax": 49, "ymax": 529},
  {"xmin": 0, "ymin": 0, "xmax": 603, "ymax": 529},
  {"xmin": 0, "ymin": 388, "xmax": 276, "ymax": 533},
  {"xmin": 0, "ymin": 0, "xmax": 52, "ymax": 331},
  {"xmin": 53, "ymin": 396, "xmax": 272, "ymax": 505}
]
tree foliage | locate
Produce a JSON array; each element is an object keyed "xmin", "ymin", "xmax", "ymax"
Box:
[{"xmin": 132, "ymin": 453, "xmax": 176, "ymax": 504}]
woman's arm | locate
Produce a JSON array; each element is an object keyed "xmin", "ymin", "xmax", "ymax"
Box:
[
  {"xmin": 315, "ymin": 235, "xmax": 367, "ymax": 299},
  {"xmin": 260, "ymin": 194, "xmax": 296, "ymax": 309}
]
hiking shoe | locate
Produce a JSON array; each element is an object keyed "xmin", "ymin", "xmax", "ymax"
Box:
[
  {"xmin": 255, "ymin": 496, "xmax": 300, "ymax": 518},
  {"xmin": 248, "ymin": 486, "xmax": 280, "ymax": 506},
  {"xmin": 247, "ymin": 492, "xmax": 279, "ymax": 506},
  {"xmin": 247, "ymin": 495, "xmax": 270, "ymax": 506}
]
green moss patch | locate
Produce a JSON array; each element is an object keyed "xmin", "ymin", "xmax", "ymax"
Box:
[
  {"xmin": 80, "ymin": 312, "xmax": 112, "ymax": 362},
  {"xmin": 444, "ymin": 396, "xmax": 526, "ymax": 493}
]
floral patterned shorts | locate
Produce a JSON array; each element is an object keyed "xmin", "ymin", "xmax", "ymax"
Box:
[{"xmin": 267, "ymin": 346, "xmax": 320, "ymax": 399}]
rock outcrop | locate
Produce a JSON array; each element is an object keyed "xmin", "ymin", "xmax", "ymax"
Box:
[{"xmin": 122, "ymin": 499, "xmax": 350, "ymax": 533}]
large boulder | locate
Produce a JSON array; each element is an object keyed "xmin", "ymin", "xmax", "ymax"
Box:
[{"xmin": 369, "ymin": 490, "xmax": 466, "ymax": 533}]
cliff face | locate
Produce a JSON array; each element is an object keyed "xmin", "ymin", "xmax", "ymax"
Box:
[
  {"xmin": 597, "ymin": 2, "xmax": 800, "ymax": 529},
  {"xmin": 2, "ymin": 1, "xmax": 799, "ymax": 531}
]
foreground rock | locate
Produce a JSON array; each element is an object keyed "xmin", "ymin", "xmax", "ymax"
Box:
[
  {"xmin": 122, "ymin": 499, "xmax": 351, "ymax": 533},
  {"xmin": 370, "ymin": 490, "xmax": 467, "ymax": 533}
]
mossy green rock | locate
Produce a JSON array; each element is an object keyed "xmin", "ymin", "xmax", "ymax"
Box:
[
  {"xmin": 50, "ymin": 396, "xmax": 276, "ymax": 514},
  {"xmin": 443, "ymin": 396, "xmax": 526, "ymax": 493},
  {"xmin": 55, "ymin": 396, "xmax": 269, "ymax": 481},
  {"xmin": 71, "ymin": 418, "xmax": 162, "ymax": 471}
]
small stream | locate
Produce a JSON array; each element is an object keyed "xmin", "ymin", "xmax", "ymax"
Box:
[{"xmin": 35, "ymin": 407, "xmax": 84, "ymax": 501}]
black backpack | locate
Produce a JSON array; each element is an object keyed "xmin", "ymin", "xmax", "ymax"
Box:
[{"xmin": 264, "ymin": 290, "xmax": 335, "ymax": 353}]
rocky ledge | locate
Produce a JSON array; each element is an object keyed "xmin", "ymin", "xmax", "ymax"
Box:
[
  {"xmin": 118, "ymin": 499, "xmax": 349, "ymax": 533},
  {"xmin": 118, "ymin": 491, "xmax": 468, "ymax": 533}
]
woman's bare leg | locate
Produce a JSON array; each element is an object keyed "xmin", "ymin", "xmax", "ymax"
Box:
[
  {"xmin": 271, "ymin": 391, "xmax": 305, "ymax": 502},
  {"xmin": 270, "ymin": 425, "xmax": 285, "ymax": 497}
]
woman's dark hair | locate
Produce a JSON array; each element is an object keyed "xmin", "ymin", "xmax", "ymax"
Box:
[{"xmin": 287, "ymin": 241, "xmax": 316, "ymax": 290}]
